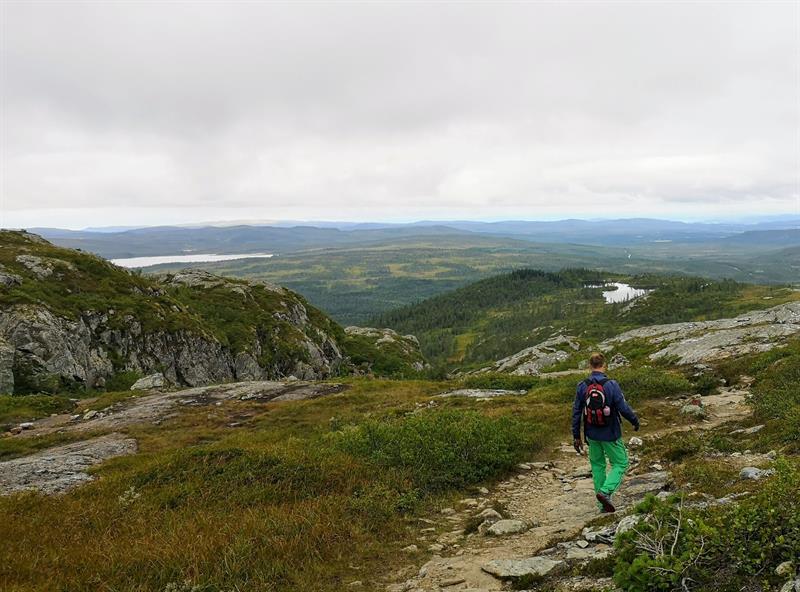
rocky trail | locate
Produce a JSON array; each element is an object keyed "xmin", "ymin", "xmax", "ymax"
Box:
[
  {"xmin": 386, "ymin": 387, "xmax": 757, "ymax": 592},
  {"xmin": 0, "ymin": 380, "xmax": 347, "ymax": 495}
]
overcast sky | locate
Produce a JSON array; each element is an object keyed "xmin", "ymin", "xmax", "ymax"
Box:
[{"xmin": 1, "ymin": 1, "xmax": 798, "ymax": 229}]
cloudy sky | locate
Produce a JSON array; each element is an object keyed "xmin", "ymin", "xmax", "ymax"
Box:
[{"xmin": 1, "ymin": 1, "xmax": 798, "ymax": 229}]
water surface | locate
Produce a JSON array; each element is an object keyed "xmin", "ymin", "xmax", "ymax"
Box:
[{"xmin": 111, "ymin": 253, "xmax": 274, "ymax": 268}]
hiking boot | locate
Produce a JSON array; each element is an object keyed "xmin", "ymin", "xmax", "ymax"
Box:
[{"xmin": 596, "ymin": 492, "xmax": 616, "ymax": 513}]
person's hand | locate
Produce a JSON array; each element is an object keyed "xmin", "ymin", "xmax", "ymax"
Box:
[{"xmin": 573, "ymin": 438, "xmax": 584, "ymax": 455}]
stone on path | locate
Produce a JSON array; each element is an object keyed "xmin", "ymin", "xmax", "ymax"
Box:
[
  {"xmin": 485, "ymin": 519, "xmax": 529, "ymax": 536},
  {"xmin": 482, "ymin": 556, "xmax": 565, "ymax": 579},
  {"xmin": 566, "ymin": 546, "xmax": 612, "ymax": 562}
]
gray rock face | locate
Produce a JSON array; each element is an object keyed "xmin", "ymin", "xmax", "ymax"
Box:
[
  {"xmin": 0, "ymin": 433, "xmax": 137, "ymax": 495},
  {"xmin": 0, "ymin": 264, "xmax": 22, "ymax": 287},
  {"xmin": 0, "ymin": 337, "xmax": 14, "ymax": 394},
  {"xmin": 600, "ymin": 302, "xmax": 800, "ymax": 365},
  {"xmin": 130, "ymin": 373, "xmax": 166, "ymax": 390},
  {"xmin": 474, "ymin": 334, "xmax": 580, "ymax": 376},
  {"xmin": 482, "ymin": 556, "xmax": 565, "ymax": 579},
  {"xmin": 0, "ymin": 288, "xmax": 345, "ymax": 392},
  {"xmin": 608, "ymin": 353, "xmax": 630, "ymax": 369}
]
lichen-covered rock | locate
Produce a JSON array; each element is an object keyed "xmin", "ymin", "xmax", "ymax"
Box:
[
  {"xmin": 473, "ymin": 334, "xmax": 580, "ymax": 376},
  {"xmin": 0, "ymin": 433, "xmax": 137, "ymax": 495}
]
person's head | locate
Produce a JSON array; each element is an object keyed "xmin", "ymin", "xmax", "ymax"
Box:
[{"xmin": 589, "ymin": 352, "xmax": 606, "ymax": 371}]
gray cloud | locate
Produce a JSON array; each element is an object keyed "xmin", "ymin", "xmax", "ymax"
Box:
[{"xmin": 1, "ymin": 1, "xmax": 798, "ymax": 227}]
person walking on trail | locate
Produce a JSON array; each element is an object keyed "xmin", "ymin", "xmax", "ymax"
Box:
[{"xmin": 572, "ymin": 352, "xmax": 640, "ymax": 513}]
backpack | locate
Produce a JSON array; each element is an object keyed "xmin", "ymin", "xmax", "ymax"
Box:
[{"xmin": 583, "ymin": 378, "xmax": 611, "ymax": 426}]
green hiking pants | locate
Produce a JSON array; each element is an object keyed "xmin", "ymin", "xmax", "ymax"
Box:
[{"xmin": 587, "ymin": 437, "xmax": 629, "ymax": 500}]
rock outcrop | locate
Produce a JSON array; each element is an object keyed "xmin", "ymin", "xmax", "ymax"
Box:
[
  {"xmin": 471, "ymin": 334, "xmax": 580, "ymax": 376},
  {"xmin": 0, "ymin": 231, "xmax": 378, "ymax": 391},
  {"xmin": 601, "ymin": 302, "xmax": 800, "ymax": 365},
  {"xmin": 343, "ymin": 326, "xmax": 428, "ymax": 375}
]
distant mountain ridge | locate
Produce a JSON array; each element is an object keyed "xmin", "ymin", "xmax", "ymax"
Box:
[{"xmin": 26, "ymin": 217, "xmax": 800, "ymax": 259}]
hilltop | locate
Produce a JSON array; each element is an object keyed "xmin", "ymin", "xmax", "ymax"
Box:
[
  {"xmin": 372, "ymin": 268, "xmax": 800, "ymax": 369},
  {"xmin": 0, "ymin": 231, "xmax": 424, "ymax": 394}
]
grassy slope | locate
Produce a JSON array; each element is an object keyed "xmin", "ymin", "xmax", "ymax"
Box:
[
  {"xmin": 3, "ymin": 347, "xmax": 789, "ymax": 591},
  {"xmin": 0, "ymin": 330, "xmax": 797, "ymax": 590}
]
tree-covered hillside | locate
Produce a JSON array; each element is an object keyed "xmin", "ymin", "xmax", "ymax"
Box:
[{"xmin": 372, "ymin": 269, "xmax": 800, "ymax": 369}]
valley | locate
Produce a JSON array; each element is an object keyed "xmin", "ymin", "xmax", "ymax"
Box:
[{"xmin": 0, "ymin": 228, "xmax": 798, "ymax": 592}]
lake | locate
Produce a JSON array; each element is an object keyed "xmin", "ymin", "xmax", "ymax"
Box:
[
  {"xmin": 111, "ymin": 253, "xmax": 274, "ymax": 268},
  {"xmin": 585, "ymin": 282, "xmax": 651, "ymax": 304}
]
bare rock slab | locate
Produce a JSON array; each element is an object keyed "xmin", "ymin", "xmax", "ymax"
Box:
[
  {"xmin": 438, "ymin": 388, "xmax": 526, "ymax": 398},
  {"xmin": 0, "ymin": 433, "xmax": 137, "ymax": 495},
  {"xmin": 482, "ymin": 556, "xmax": 565, "ymax": 579}
]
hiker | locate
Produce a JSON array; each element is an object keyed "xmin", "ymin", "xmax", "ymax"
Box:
[{"xmin": 572, "ymin": 352, "xmax": 639, "ymax": 513}]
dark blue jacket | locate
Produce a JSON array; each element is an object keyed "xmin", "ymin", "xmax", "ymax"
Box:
[{"xmin": 572, "ymin": 371, "xmax": 639, "ymax": 442}]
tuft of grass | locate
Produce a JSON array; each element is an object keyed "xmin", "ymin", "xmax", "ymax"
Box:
[{"xmin": 0, "ymin": 394, "xmax": 74, "ymax": 428}]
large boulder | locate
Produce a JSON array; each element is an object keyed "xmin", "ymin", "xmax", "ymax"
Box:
[{"xmin": 130, "ymin": 373, "xmax": 166, "ymax": 390}]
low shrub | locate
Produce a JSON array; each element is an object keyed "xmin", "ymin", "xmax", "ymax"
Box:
[
  {"xmin": 104, "ymin": 371, "xmax": 142, "ymax": 391},
  {"xmin": 614, "ymin": 460, "xmax": 800, "ymax": 591},
  {"xmin": 460, "ymin": 373, "xmax": 540, "ymax": 391},
  {"xmin": 613, "ymin": 366, "xmax": 692, "ymax": 403},
  {"xmin": 334, "ymin": 409, "xmax": 539, "ymax": 493}
]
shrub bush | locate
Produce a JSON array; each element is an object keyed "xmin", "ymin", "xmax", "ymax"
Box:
[
  {"xmin": 460, "ymin": 373, "xmax": 540, "ymax": 391},
  {"xmin": 614, "ymin": 366, "xmax": 692, "ymax": 403},
  {"xmin": 614, "ymin": 460, "xmax": 800, "ymax": 591},
  {"xmin": 334, "ymin": 410, "xmax": 539, "ymax": 493}
]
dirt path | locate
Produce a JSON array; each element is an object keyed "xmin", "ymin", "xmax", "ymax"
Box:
[{"xmin": 386, "ymin": 388, "xmax": 752, "ymax": 592}]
